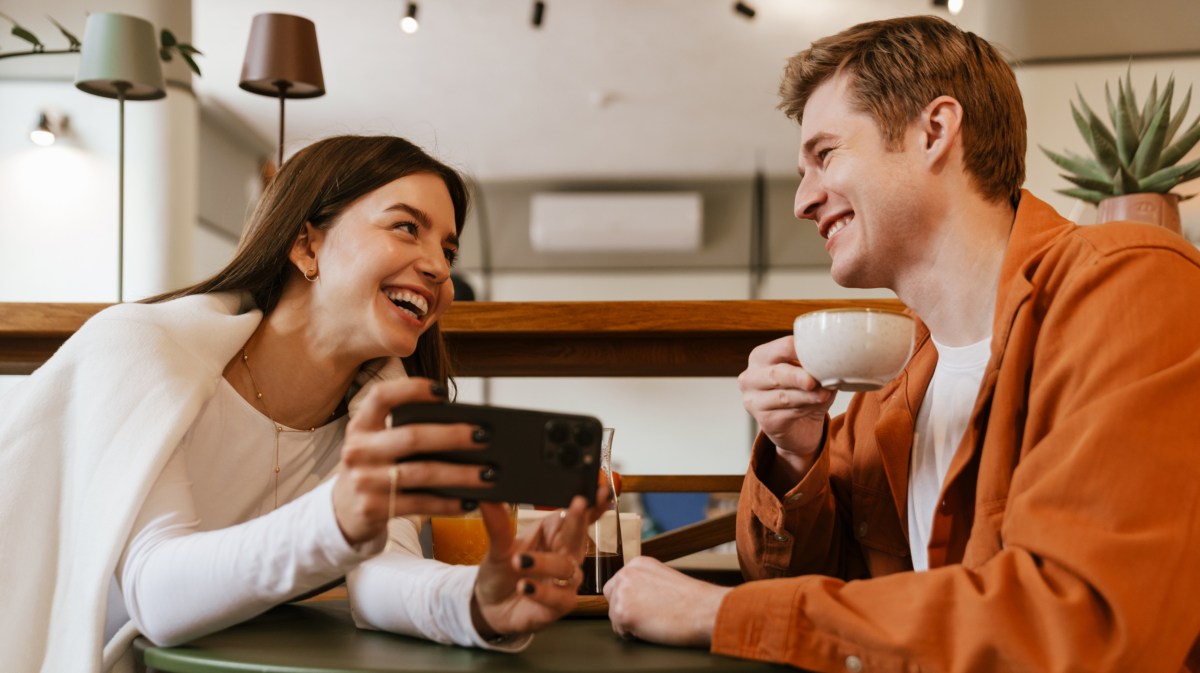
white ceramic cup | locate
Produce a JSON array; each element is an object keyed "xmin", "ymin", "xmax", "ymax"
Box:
[{"xmin": 792, "ymin": 308, "xmax": 915, "ymax": 391}]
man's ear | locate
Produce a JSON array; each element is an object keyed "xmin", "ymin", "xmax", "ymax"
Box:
[
  {"xmin": 920, "ymin": 95, "xmax": 964, "ymax": 167},
  {"xmin": 287, "ymin": 222, "xmax": 324, "ymax": 276}
]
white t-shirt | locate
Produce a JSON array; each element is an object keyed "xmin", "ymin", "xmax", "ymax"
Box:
[
  {"xmin": 106, "ymin": 378, "xmax": 523, "ymax": 651},
  {"xmin": 907, "ymin": 336, "xmax": 992, "ymax": 571}
]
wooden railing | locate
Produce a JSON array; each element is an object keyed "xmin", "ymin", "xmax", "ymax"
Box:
[
  {"xmin": 0, "ymin": 299, "xmax": 903, "ymax": 377},
  {"xmin": 0, "ymin": 299, "xmax": 902, "ymax": 575}
]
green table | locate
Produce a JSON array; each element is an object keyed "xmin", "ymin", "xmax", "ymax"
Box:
[{"xmin": 136, "ymin": 601, "xmax": 791, "ymax": 672}]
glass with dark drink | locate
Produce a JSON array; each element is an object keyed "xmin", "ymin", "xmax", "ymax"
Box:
[
  {"xmin": 579, "ymin": 428, "xmax": 623, "ymax": 595},
  {"xmin": 579, "ymin": 549, "xmax": 623, "ymax": 595}
]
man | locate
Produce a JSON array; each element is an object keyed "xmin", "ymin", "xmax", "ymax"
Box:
[{"xmin": 604, "ymin": 15, "xmax": 1200, "ymax": 672}]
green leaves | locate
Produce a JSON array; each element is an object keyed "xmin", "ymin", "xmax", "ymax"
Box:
[
  {"xmin": 47, "ymin": 16, "xmax": 80, "ymax": 50},
  {"xmin": 1043, "ymin": 67, "xmax": 1200, "ymax": 202},
  {"xmin": 1041, "ymin": 145, "xmax": 1109, "ymax": 182},
  {"xmin": 0, "ymin": 11, "xmax": 44, "ymax": 51},
  {"xmin": 1130, "ymin": 77, "xmax": 1172, "ymax": 178},
  {"xmin": 0, "ymin": 14, "xmax": 201, "ymax": 78},
  {"xmin": 1139, "ymin": 157, "xmax": 1200, "ymax": 193},
  {"xmin": 159, "ymin": 29, "xmax": 203, "ymax": 76}
]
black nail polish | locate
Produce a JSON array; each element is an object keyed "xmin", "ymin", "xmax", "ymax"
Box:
[
  {"xmin": 461, "ymin": 499, "xmax": 478, "ymax": 512},
  {"xmin": 472, "ymin": 427, "xmax": 490, "ymax": 443},
  {"xmin": 519, "ymin": 554, "xmax": 534, "ymax": 569},
  {"xmin": 523, "ymin": 582, "xmax": 536, "ymax": 595},
  {"xmin": 430, "ymin": 381, "xmax": 448, "ymax": 398},
  {"xmin": 480, "ymin": 466, "xmax": 499, "ymax": 482}
]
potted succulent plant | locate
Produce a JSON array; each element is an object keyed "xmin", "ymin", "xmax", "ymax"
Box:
[{"xmin": 1041, "ymin": 69, "xmax": 1200, "ymax": 234}]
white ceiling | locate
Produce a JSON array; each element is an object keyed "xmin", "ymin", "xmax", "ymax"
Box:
[
  {"xmin": 6, "ymin": 0, "xmax": 1196, "ymax": 181},
  {"xmin": 192, "ymin": 0, "xmax": 973, "ymax": 180}
]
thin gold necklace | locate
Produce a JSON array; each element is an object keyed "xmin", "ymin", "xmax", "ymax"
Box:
[{"xmin": 240, "ymin": 346, "xmax": 317, "ymax": 510}]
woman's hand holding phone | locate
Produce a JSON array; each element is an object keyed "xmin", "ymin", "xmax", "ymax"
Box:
[
  {"xmin": 471, "ymin": 484, "xmax": 610, "ymax": 638},
  {"xmin": 332, "ymin": 377, "xmax": 489, "ymax": 546}
]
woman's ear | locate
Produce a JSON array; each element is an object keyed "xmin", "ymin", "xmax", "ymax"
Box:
[
  {"xmin": 920, "ymin": 95, "xmax": 964, "ymax": 167},
  {"xmin": 287, "ymin": 222, "xmax": 324, "ymax": 279}
]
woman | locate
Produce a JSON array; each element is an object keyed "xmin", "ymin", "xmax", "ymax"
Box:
[{"xmin": 0, "ymin": 135, "xmax": 598, "ymax": 673}]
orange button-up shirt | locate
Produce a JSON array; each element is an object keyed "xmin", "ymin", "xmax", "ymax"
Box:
[{"xmin": 713, "ymin": 192, "xmax": 1200, "ymax": 672}]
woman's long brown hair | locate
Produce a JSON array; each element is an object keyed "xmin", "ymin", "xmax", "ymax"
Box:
[{"xmin": 144, "ymin": 135, "xmax": 470, "ymax": 388}]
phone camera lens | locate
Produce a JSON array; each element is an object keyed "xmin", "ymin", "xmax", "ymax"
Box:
[
  {"xmin": 572, "ymin": 426, "xmax": 594, "ymax": 447},
  {"xmin": 547, "ymin": 421, "xmax": 569, "ymax": 444},
  {"xmin": 558, "ymin": 443, "xmax": 581, "ymax": 468}
]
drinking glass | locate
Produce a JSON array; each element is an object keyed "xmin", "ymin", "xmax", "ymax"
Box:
[
  {"xmin": 579, "ymin": 427, "xmax": 624, "ymax": 594},
  {"xmin": 430, "ymin": 504, "xmax": 517, "ymax": 565}
]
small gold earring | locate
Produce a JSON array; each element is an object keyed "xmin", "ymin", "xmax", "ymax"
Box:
[{"xmin": 304, "ymin": 266, "xmax": 318, "ymax": 282}]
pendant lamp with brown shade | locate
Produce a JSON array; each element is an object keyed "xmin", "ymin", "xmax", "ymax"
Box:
[{"xmin": 239, "ymin": 13, "xmax": 325, "ymax": 171}]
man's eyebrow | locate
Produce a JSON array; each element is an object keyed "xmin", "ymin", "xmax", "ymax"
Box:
[
  {"xmin": 384, "ymin": 202, "xmax": 458, "ymax": 246},
  {"xmin": 802, "ymin": 132, "xmax": 836, "ymax": 157}
]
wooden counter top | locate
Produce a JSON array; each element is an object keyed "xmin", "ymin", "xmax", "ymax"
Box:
[{"xmin": 0, "ymin": 299, "xmax": 904, "ymax": 376}]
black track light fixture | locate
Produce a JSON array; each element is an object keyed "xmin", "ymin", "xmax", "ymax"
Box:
[
  {"xmin": 532, "ymin": 0, "xmax": 546, "ymax": 28},
  {"xmin": 733, "ymin": 1, "xmax": 756, "ymax": 19},
  {"xmin": 931, "ymin": 0, "xmax": 963, "ymax": 14},
  {"xmin": 400, "ymin": 1, "xmax": 419, "ymax": 34}
]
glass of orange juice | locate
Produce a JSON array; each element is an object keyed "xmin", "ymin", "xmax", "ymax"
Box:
[{"xmin": 430, "ymin": 505, "xmax": 517, "ymax": 565}]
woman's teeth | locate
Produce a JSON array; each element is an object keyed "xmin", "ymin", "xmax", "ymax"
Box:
[{"xmin": 385, "ymin": 290, "xmax": 429, "ymax": 318}]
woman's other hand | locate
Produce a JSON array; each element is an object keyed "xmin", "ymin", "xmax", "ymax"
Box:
[
  {"xmin": 333, "ymin": 377, "xmax": 489, "ymax": 545},
  {"xmin": 471, "ymin": 485, "xmax": 609, "ymax": 638}
]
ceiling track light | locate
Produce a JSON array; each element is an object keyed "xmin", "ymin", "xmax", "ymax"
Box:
[
  {"xmin": 733, "ymin": 1, "xmax": 756, "ymax": 19},
  {"xmin": 532, "ymin": 0, "xmax": 545, "ymax": 28},
  {"xmin": 400, "ymin": 1, "xmax": 419, "ymax": 34},
  {"xmin": 932, "ymin": 0, "xmax": 964, "ymax": 15}
]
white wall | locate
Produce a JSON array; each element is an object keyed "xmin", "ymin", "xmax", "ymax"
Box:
[
  {"xmin": 1, "ymin": 81, "xmax": 124, "ymax": 301},
  {"xmin": 1018, "ymin": 57, "xmax": 1200, "ymax": 242},
  {"xmin": 0, "ymin": 0, "xmax": 199, "ymax": 302}
]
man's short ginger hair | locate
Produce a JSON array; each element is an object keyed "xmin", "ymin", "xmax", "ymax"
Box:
[{"xmin": 780, "ymin": 15, "xmax": 1026, "ymax": 206}]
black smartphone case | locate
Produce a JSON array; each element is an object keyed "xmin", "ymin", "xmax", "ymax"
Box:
[{"xmin": 390, "ymin": 402, "xmax": 602, "ymax": 508}]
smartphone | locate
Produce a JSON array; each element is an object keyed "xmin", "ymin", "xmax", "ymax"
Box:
[{"xmin": 390, "ymin": 402, "xmax": 603, "ymax": 508}]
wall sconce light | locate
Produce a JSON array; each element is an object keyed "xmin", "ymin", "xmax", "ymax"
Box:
[
  {"xmin": 733, "ymin": 2, "xmax": 756, "ymax": 19},
  {"xmin": 30, "ymin": 112, "xmax": 58, "ymax": 146},
  {"xmin": 532, "ymin": 1, "xmax": 546, "ymax": 28},
  {"xmin": 400, "ymin": 2, "xmax": 419, "ymax": 34}
]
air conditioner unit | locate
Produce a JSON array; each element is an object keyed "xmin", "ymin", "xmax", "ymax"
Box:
[{"xmin": 529, "ymin": 192, "xmax": 703, "ymax": 253}]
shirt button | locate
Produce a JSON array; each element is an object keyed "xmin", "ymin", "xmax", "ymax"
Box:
[
  {"xmin": 939, "ymin": 500, "xmax": 950, "ymax": 514},
  {"xmin": 845, "ymin": 655, "xmax": 864, "ymax": 672},
  {"xmin": 856, "ymin": 521, "xmax": 869, "ymax": 537},
  {"xmin": 771, "ymin": 532, "xmax": 790, "ymax": 542},
  {"xmin": 787, "ymin": 492, "xmax": 804, "ymax": 503}
]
